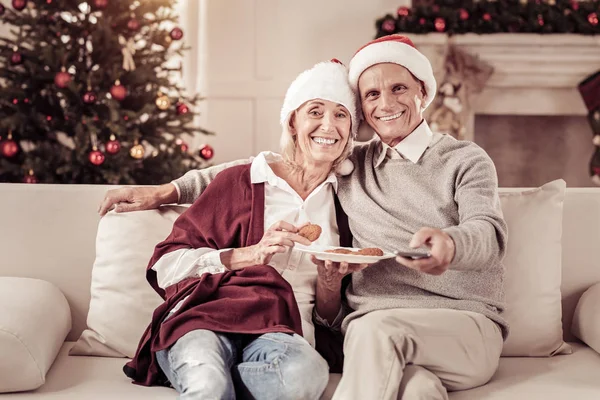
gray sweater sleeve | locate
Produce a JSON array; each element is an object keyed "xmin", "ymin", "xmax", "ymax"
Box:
[
  {"xmin": 443, "ymin": 148, "xmax": 508, "ymax": 271},
  {"xmin": 171, "ymin": 158, "xmax": 253, "ymax": 204}
]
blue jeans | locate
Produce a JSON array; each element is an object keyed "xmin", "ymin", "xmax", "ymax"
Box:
[{"xmin": 155, "ymin": 329, "xmax": 329, "ymax": 400}]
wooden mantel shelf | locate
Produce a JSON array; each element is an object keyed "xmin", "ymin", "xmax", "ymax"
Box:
[{"xmin": 406, "ymin": 33, "xmax": 600, "ymax": 116}]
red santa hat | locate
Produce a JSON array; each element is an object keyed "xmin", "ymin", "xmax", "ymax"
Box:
[
  {"xmin": 348, "ymin": 34, "xmax": 437, "ymax": 109},
  {"xmin": 280, "ymin": 59, "xmax": 358, "ymax": 137}
]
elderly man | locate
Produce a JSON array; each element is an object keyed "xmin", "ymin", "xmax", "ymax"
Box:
[{"xmin": 99, "ymin": 35, "xmax": 507, "ymax": 400}]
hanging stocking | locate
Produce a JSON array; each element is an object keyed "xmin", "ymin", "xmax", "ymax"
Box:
[{"xmin": 578, "ymin": 70, "xmax": 600, "ymax": 185}]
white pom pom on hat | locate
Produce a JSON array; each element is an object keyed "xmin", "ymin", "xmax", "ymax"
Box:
[
  {"xmin": 280, "ymin": 59, "xmax": 359, "ymax": 138},
  {"xmin": 348, "ymin": 34, "xmax": 437, "ymax": 110},
  {"xmin": 336, "ymin": 158, "xmax": 355, "ymax": 176}
]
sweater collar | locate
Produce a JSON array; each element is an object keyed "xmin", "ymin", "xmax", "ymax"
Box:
[
  {"xmin": 250, "ymin": 151, "xmax": 338, "ymax": 193},
  {"xmin": 374, "ymin": 119, "xmax": 435, "ymax": 167}
]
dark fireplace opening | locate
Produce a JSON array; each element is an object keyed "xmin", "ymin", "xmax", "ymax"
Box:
[{"xmin": 474, "ymin": 115, "xmax": 595, "ymax": 188}]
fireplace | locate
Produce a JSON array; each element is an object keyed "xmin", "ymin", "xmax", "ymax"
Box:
[
  {"xmin": 410, "ymin": 33, "xmax": 600, "ymax": 187},
  {"xmin": 475, "ymin": 115, "xmax": 592, "ymax": 187}
]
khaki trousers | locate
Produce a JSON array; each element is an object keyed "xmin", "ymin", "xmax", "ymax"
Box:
[{"xmin": 332, "ymin": 308, "xmax": 503, "ymax": 400}]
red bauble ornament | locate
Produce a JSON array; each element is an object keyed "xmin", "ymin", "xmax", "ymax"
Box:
[
  {"xmin": 571, "ymin": 1, "xmax": 579, "ymax": 11},
  {"xmin": 419, "ymin": 18, "xmax": 426, "ymax": 25},
  {"xmin": 459, "ymin": 9, "xmax": 469, "ymax": 21},
  {"xmin": 89, "ymin": 148, "xmax": 105, "ymax": 166},
  {"xmin": 82, "ymin": 91, "xmax": 97, "ymax": 104},
  {"xmin": 397, "ymin": 6, "xmax": 410, "ymax": 17},
  {"xmin": 170, "ymin": 27, "xmax": 184, "ymax": 40},
  {"xmin": 23, "ymin": 170, "xmax": 37, "ymax": 184},
  {"xmin": 93, "ymin": 0, "xmax": 108, "ymax": 9},
  {"xmin": 589, "ymin": 13, "xmax": 599, "ymax": 26},
  {"xmin": 199, "ymin": 144, "xmax": 214, "ymax": 160},
  {"xmin": 12, "ymin": 0, "xmax": 27, "ymax": 11},
  {"xmin": 176, "ymin": 103, "xmax": 189, "ymax": 115},
  {"xmin": 54, "ymin": 71, "xmax": 71, "ymax": 88},
  {"xmin": 538, "ymin": 15, "xmax": 545, "ymax": 26},
  {"xmin": 434, "ymin": 18, "xmax": 446, "ymax": 32},
  {"xmin": 106, "ymin": 135, "xmax": 121, "ymax": 155},
  {"xmin": 110, "ymin": 80, "xmax": 127, "ymax": 101},
  {"xmin": 483, "ymin": 13, "xmax": 492, "ymax": 22},
  {"xmin": 127, "ymin": 18, "xmax": 140, "ymax": 31},
  {"xmin": 381, "ymin": 18, "xmax": 396, "ymax": 33},
  {"xmin": 1, "ymin": 139, "xmax": 18, "ymax": 158},
  {"xmin": 10, "ymin": 52, "xmax": 22, "ymax": 65},
  {"xmin": 179, "ymin": 141, "xmax": 189, "ymax": 152}
]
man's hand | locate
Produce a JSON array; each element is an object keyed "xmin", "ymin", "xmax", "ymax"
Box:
[
  {"xmin": 395, "ymin": 227, "xmax": 455, "ymax": 276},
  {"xmin": 97, "ymin": 183, "xmax": 178, "ymax": 216},
  {"xmin": 311, "ymin": 256, "xmax": 368, "ymax": 292}
]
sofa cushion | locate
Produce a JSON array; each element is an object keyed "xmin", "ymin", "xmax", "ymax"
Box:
[
  {"xmin": 572, "ymin": 282, "xmax": 600, "ymax": 354},
  {"xmin": 0, "ymin": 277, "xmax": 71, "ymax": 393},
  {"xmin": 2, "ymin": 342, "xmax": 175, "ymax": 399},
  {"xmin": 499, "ymin": 179, "xmax": 571, "ymax": 356},
  {"xmin": 448, "ymin": 342, "xmax": 600, "ymax": 400},
  {"xmin": 70, "ymin": 207, "xmax": 187, "ymax": 358}
]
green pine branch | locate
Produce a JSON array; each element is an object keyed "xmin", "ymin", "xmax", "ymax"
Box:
[{"xmin": 376, "ymin": 0, "xmax": 600, "ymax": 36}]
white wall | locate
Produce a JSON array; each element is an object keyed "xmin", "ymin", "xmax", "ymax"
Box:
[{"xmin": 187, "ymin": 0, "xmax": 409, "ymax": 163}]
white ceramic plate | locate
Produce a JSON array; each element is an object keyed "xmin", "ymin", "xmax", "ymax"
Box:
[{"xmin": 295, "ymin": 245, "xmax": 395, "ymax": 264}]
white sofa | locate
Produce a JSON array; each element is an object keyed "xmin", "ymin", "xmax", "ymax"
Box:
[{"xmin": 1, "ymin": 182, "xmax": 600, "ymax": 399}]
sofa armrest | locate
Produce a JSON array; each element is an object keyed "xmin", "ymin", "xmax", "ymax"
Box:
[
  {"xmin": 0, "ymin": 277, "xmax": 71, "ymax": 393},
  {"xmin": 572, "ymin": 282, "xmax": 600, "ymax": 355}
]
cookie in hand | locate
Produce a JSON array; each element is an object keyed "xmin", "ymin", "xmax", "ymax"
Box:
[{"xmin": 298, "ymin": 223, "xmax": 322, "ymax": 242}]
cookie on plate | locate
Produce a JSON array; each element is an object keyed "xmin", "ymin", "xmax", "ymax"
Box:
[{"xmin": 356, "ymin": 247, "xmax": 384, "ymax": 256}]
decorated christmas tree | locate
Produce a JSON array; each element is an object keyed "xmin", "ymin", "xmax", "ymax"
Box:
[{"xmin": 0, "ymin": 0, "xmax": 214, "ymax": 184}]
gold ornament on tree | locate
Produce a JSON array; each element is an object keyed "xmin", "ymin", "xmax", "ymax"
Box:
[
  {"xmin": 129, "ymin": 141, "xmax": 145, "ymax": 159},
  {"xmin": 155, "ymin": 92, "xmax": 171, "ymax": 110}
]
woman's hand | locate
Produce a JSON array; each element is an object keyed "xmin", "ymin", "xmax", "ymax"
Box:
[
  {"xmin": 311, "ymin": 256, "xmax": 368, "ymax": 323},
  {"xmin": 222, "ymin": 221, "xmax": 311, "ymax": 270},
  {"xmin": 311, "ymin": 256, "xmax": 369, "ymax": 292},
  {"xmin": 251, "ymin": 221, "xmax": 312, "ymax": 265},
  {"xmin": 250, "ymin": 221, "xmax": 312, "ymax": 265}
]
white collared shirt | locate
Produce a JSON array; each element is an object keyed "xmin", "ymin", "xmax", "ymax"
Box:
[
  {"xmin": 374, "ymin": 120, "xmax": 443, "ymax": 167},
  {"xmin": 151, "ymin": 151, "xmax": 341, "ymax": 346}
]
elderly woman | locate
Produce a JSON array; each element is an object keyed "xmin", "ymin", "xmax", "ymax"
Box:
[{"xmin": 123, "ymin": 60, "xmax": 363, "ymax": 400}]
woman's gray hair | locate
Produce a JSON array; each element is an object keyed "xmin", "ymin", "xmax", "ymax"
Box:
[{"xmin": 279, "ymin": 110, "xmax": 354, "ymax": 174}]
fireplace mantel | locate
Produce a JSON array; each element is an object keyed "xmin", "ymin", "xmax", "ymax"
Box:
[{"xmin": 408, "ymin": 33, "xmax": 600, "ymax": 116}]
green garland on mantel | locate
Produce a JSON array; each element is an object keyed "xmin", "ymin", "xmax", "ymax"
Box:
[{"xmin": 376, "ymin": 0, "xmax": 600, "ymax": 37}]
